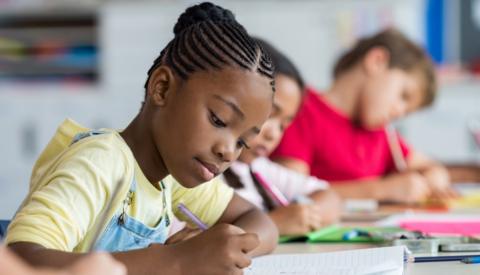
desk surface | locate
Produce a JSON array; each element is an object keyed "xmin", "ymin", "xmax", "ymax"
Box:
[{"xmin": 273, "ymin": 243, "xmax": 480, "ymax": 275}]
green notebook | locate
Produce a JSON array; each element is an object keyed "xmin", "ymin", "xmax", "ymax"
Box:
[{"xmin": 279, "ymin": 225, "xmax": 402, "ymax": 243}]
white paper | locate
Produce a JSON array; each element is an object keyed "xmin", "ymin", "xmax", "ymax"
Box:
[{"xmin": 245, "ymin": 246, "xmax": 404, "ymax": 275}]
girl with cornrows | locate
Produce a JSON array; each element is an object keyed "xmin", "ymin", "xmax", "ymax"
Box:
[{"xmin": 5, "ymin": 3, "xmax": 278, "ymax": 275}]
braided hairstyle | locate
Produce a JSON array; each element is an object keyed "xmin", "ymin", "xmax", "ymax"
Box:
[{"xmin": 144, "ymin": 2, "xmax": 275, "ymax": 102}]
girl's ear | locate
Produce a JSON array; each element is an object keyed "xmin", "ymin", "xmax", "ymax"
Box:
[
  {"xmin": 146, "ymin": 66, "xmax": 177, "ymax": 107},
  {"xmin": 362, "ymin": 46, "xmax": 390, "ymax": 76}
]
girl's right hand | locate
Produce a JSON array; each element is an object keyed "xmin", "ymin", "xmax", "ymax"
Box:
[
  {"xmin": 269, "ymin": 204, "xmax": 323, "ymax": 235},
  {"xmin": 166, "ymin": 223, "xmax": 259, "ymax": 275},
  {"xmin": 381, "ymin": 172, "xmax": 431, "ymax": 204}
]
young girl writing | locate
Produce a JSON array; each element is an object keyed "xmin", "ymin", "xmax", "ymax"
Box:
[
  {"xmin": 272, "ymin": 29, "xmax": 454, "ymax": 204},
  {"xmin": 223, "ymin": 38, "xmax": 342, "ymax": 236},
  {"xmin": 6, "ymin": 3, "xmax": 278, "ymax": 275}
]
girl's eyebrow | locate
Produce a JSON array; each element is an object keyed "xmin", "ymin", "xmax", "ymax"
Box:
[
  {"xmin": 213, "ymin": 94, "xmax": 245, "ymax": 119},
  {"xmin": 212, "ymin": 94, "xmax": 262, "ymax": 135}
]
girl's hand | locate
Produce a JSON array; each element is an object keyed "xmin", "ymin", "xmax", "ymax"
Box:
[
  {"xmin": 310, "ymin": 189, "xmax": 342, "ymax": 226},
  {"xmin": 269, "ymin": 204, "xmax": 323, "ymax": 235},
  {"xmin": 165, "ymin": 223, "xmax": 259, "ymax": 275},
  {"xmin": 165, "ymin": 226, "xmax": 203, "ymax": 245}
]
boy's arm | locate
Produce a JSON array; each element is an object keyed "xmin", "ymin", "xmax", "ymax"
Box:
[
  {"xmin": 330, "ymin": 172, "xmax": 431, "ymax": 204},
  {"xmin": 215, "ymin": 193, "xmax": 278, "ymax": 256}
]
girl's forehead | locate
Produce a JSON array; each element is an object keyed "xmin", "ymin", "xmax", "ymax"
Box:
[
  {"xmin": 185, "ymin": 68, "xmax": 273, "ymax": 102},
  {"xmin": 184, "ymin": 68, "xmax": 273, "ymax": 118},
  {"xmin": 189, "ymin": 67, "xmax": 271, "ymax": 87}
]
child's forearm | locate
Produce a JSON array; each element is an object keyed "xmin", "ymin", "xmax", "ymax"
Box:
[
  {"xmin": 230, "ymin": 208, "xmax": 278, "ymax": 257},
  {"xmin": 9, "ymin": 242, "xmax": 178, "ymax": 275},
  {"xmin": 330, "ymin": 180, "xmax": 385, "ymax": 200}
]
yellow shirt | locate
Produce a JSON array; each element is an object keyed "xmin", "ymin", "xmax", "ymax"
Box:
[{"xmin": 6, "ymin": 119, "xmax": 234, "ymax": 252}]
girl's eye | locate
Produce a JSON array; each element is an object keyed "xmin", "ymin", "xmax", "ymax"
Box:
[
  {"xmin": 209, "ymin": 111, "xmax": 226, "ymax": 128},
  {"xmin": 401, "ymin": 90, "xmax": 410, "ymax": 102},
  {"xmin": 237, "ymin": 139, "xmax": 250, "ymax": 150}
]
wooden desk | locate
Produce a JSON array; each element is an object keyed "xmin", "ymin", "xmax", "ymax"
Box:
[{"xmin": 273, "ymin": 243, "xmax": 480, "ymax": 274}]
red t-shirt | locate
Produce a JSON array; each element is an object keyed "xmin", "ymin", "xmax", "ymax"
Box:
[{"xmin": 270, "ymin": 87, "xmax": 410, "ymax": 183}]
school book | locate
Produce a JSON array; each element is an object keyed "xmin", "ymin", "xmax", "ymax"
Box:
[
  {"xmin": 279, "ymin": 224, "xmax": 402, "ymax": 243},
  {"xmin": 245, "ymin": 246, "xmax": 405, "ymax": 275}
]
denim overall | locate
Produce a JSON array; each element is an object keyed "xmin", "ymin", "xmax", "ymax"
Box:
[{"xmin": 71, "ymin": 130, "xmax": 170, "ymax": 252}]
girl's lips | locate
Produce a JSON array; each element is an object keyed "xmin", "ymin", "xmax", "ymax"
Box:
[{"xmin": 194, "ymin": 158, "xmax": 220, "ymax": 181}]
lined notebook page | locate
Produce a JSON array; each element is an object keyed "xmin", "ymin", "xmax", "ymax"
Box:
[{"xmin": 245, "ymin": 246, "xmax": 404, "ymax": 275}]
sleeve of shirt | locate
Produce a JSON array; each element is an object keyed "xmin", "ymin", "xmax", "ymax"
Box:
[
  {"xmin": 253, "ymin": 158, "xmax": 329, "ymax": 201},
  {"xmin": 171, "ymin": 177, "xmax": 234, "ymax": 228},
  {"xmin": 5, "ymin": 137, "xmax": 126, "ymax": 251},
  {"xmin": 270, "ymin": 104, "xmax": 315, "ymax": 168}
]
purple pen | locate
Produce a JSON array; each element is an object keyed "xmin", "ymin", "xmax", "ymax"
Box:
[{"xmin": 177, "ymin": 203, "xmax": 208, "ymax": 231}]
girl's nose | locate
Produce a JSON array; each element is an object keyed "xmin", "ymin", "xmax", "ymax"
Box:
[{"xmin": 213, "ymin": 138, "xmax": 235, "ymax": 163}]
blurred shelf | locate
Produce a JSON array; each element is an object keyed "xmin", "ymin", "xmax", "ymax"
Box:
[{"xmin": 0, "ymin": 8, "xmax": 99, "ymax": 86}]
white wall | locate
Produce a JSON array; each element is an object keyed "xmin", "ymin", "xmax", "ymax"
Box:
[
  {"xmin": 400, "ymin": 79, "xmax": 480, "ymax": 162},
  {"xmin": 0, "ymin": 0, "xmax": 478, "ymax": 219}
]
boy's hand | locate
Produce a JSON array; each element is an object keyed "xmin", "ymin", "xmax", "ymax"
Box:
[
  {"xmin": 269, "ymin": 204, "xmax": 323, "ymax": 235},
  {"xmin": 421, "ymin": 166, "xmax": 458, "ymax": 200},
  {"xmin": 166, "ymin": 223, "xmax": 259, "ymax": 275},
  {"xmin": 165, "ymin": 226, "xmax": 203, "ymax": 245},
  {"xmin": 381, "ymin": 172, "xmax": 431, "ymax": 204}
]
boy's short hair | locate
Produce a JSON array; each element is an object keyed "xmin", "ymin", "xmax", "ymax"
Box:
[{"xmin": 333, "ymin": 28, "xmax": 436, "ymax": 107}]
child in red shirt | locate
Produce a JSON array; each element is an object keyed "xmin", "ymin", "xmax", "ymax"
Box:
[{"xmin": 271, "ymin": 28, "xmax": 455, "ymax": 204}]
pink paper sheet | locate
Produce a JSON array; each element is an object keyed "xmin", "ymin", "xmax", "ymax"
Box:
[{"xmin": 400, "ymin": 221, "xmax": 480, "ymax": 236}]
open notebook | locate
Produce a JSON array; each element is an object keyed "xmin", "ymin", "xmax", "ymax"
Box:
[{"xmin": 245, "ymin": 246, "xmax": 405, "ymax": 275}]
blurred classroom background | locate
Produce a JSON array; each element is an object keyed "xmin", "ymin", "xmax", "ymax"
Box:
[{"xmin": 0, "ymin": 0, "xmax": 479, "ymax": 219}]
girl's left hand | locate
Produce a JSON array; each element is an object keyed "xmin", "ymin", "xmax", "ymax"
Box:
[
  {"xmin": 165, "ymin": 226, "xmax": 203, "ymax": 245},
  {"xmin": 310, "ymin": 189, "xmax": 342, "ymax": 225}
]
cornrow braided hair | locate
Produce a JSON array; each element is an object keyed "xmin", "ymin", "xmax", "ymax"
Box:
[{"xmin": 144, "ymin": 2, "xmax": 275, "ymax": 101}]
